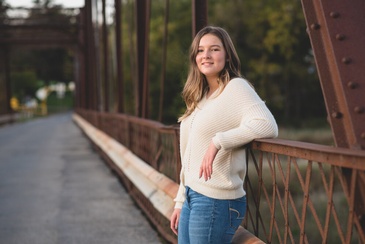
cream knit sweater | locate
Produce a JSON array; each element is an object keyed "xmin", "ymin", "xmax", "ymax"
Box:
[{"xmin": 174, "ymin": 78, "xmax": 278, "ymax": 209}]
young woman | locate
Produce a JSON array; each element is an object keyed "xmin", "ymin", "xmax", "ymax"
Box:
[{"xmin": 170, "ymin": 26, "xmax": 278, "ymax": 243}]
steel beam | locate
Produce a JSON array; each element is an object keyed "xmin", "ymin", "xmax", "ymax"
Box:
[
  {"xmin": 4, "ymin": 48, "xmax": 12, "ymax": 114},
  {"xmin": 0, "ymin": 39, "xmax": 78, "ymax": 46},
  {"xmin": 135, "ymin": 0, "xmax": 151, "ymax": 118},
  {"xmin": 102, "ymin": 0, "xmax": 109, "ymax": 112},
  {"xmin": 192, "ymin": 0, "xmax": 207, "ymax": 37},
  {"xmin": 301, "ymin": 0, "xmax": 365, "ymax": 150},
  {"xmin": 76, "ymin": 7, "xmax": 86, "ymax": 109},
  {"xmin": 115, "ymin": 0, "xmax": 124, "ymax": 113},
  {"xmin": 85, "ymin": 0, "xmax": 99, "ymax": 111},
  {"xmin": 301, "ymin": 0, "xmax": 365, "ymax": 230},
  {"xmin": 0, "ymin": 48, "xmax": 11, "ymax": 114}
]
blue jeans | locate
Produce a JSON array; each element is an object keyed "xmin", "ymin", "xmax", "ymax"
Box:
[{"xmin": 178, "ymin": 187, "xmax": 246, "ymax": 244}]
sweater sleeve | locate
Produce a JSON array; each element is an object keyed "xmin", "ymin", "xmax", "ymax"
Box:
[
  {"xmin": 173, "ymin": 160, "xmax": 186, "ymax": 209},
  {"xmin": 212, "ymin": 79, "xmax": 278, "ymax": 150},
  {"xmin": 173, "ymin": 122, "xmax": 187, "ymax": 209},
  {"xmin": 174, "ymin": 179, "xmax": 186, "ymax": 209}
]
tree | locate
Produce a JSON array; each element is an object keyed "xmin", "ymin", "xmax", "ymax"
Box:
[
  {"xmin": 148, "ymin": 0, "xmax": 191, "ymax": 123},
  {"xmin": 209, "ymin": 0, "xmax": 326, "ymax": 126},
  {"xmin": 11, "ymin": 70, "xmax": 40, "ymax": 102}
]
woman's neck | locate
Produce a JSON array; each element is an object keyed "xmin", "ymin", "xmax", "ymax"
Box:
[{"xmin": 206, "ymin": 80, "xmax": 219, "ymax": 98}]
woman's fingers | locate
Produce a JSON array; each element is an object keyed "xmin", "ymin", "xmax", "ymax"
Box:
[
  {"xmin": 200, "ymin": 140, "xmax": 218, "ymax": 181},
  {"xmin": 199, "ymin": 159, "xmax": 212, "ymax": 181},
  {"xmin": 170, "ymin": 209, "xmax": 180, "ymax": 235}
]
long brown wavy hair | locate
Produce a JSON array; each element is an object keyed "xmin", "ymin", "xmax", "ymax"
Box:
[{"xmin": 178, "ymin": 26, "xmax": 242, "ymax": 122}]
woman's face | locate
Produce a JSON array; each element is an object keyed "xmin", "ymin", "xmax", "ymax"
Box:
[{"xmin": 195, "ymin": 34, "xmax": 226, "ymax": 82}]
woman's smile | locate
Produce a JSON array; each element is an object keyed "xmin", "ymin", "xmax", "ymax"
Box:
[{"xmin": 196, "ymin": 34, "xmax": 226, "ymax": 83}]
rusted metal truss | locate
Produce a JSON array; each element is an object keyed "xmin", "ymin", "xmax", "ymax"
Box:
[
  {"xmin": 192, "ymin": 0, "xmax": 208, "ymax": 37},
  {"xmin": 0, "ymin": 7, "xmax": 81, "ymax": 114},
  {"xmin": 135, "ymin": 0, "xmax": 151, "ymax": 118},
  {"xmin": 300, "ymin": 0, "xmax": 365, "ymax": 150},
  {"xmin": 0, "ymin": 8, "xmax": 80, "ymax": 47},
  {"xmin": 300, "ymin": 0, "xmax": 365, "ymax": 231}
]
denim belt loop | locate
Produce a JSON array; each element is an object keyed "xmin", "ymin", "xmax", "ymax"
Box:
[{"xmin": 185, "ymin": 186, "xmax": 191, "ymax": 202}]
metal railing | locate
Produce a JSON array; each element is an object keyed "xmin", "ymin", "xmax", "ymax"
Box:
[
  {"xmin": 245, "ymin": 139, "xmax": 365, "ymax": 243},
  {"xmin": 77, "ymin": 109, "xmax": 181, "ymax": 182},
  {"xmin": 76, "ymin": 109, "xmax": 365, "ymax": 243},
  {"xmin": 76, "ymin": 109, "xmax": 180, "ymax": 243}
]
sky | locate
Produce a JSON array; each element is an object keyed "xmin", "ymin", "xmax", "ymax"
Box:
[
  {"xmin": 6, "ymin": 0, "xmax": 114, "ymax": 23},
  {"xmin": 6, "ymin": 0, "xmax": 85, "ymax": 8}
]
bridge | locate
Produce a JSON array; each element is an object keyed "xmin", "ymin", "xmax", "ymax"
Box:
[{"xmin": 0, "ymin": 1, "xmax": 364, "ymax": 243}]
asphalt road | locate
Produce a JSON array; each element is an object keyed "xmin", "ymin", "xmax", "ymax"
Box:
[{"xmin": 0, "ymin": 112, "xmax": 162, "ymax": 244}]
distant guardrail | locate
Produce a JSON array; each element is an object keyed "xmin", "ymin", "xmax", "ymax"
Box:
[{"xmin": 0, "ymin": 113, "xmax": 18, "ymax": 125}]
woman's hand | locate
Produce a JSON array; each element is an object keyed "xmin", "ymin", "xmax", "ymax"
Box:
[
  {"xmin": 199, "ymin": 140, "xmax": 219, "ymax": 181},
  {"xmin": 170, "ymin": 208, "xmax": 181, "ymax": 235}
]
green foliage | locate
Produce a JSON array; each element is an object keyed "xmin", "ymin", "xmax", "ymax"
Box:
[
  {"xmin": 120, "ymin": 0, "xmax": 136, "ymax": 115},
  {"xmin": 278, "ymin": 126, "xmax": 334, "ymax": 145},
  {"xmin": 208, "ymin": 0, "xmax": 325, "ymax": 126},
  {"xmin": 114, "ymin": 0, "xmax": 327, "ymax": 126},
  {"xmin": 11, "ymin": 70, "xmax": 41, "ymax": 102},
  {"xmin": 4, "ymin": 0, "xmax": 328, "ymax": 128},
  {"xmin": 31, "ymin": 48, "xmax": 74, "ymax": 84},
  {"xmin": 47, "ymin": 91, "xmax": 74, "ymax": 113},
  {"xmin": 118, "ymin": 0, "xmax": 190, "ymax": 123},
  {"xmin": 148, "ymin": 0, "xmax": 191, "ymax": 123},
  {"xmin": 26, "ymin": 1, "xmax": 74, "ymax": 84}
]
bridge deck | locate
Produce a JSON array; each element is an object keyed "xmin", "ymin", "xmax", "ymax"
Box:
[{"xmin": 0, "ymin": 113, "xmax": 162, "ymax": 244}]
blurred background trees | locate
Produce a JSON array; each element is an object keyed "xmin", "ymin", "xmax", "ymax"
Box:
[
  {"xmin": 3, "ymin": 0, "xmax": 327, "ymax": 129},
  {"xmin": 208, "ymin": 0, "xmax": 325, "ymax": 127},
  {"xmin": 140, "ymin": 0, "xmax": 326, "ymax": 127}
]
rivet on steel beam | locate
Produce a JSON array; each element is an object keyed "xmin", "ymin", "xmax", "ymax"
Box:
[
  {"xmin": 332, "ymin": 111, "xmax": 342, "ymax": 119},
  {"xmin": 347, "ymin": 82, "xmax": 358, "ymax": 89},
  {"xmin": 330, "ymin": 12, "xmax": 340, "ymax": 18},
  {"xmin": 341, "ymin": 57, "xmax": 352, "ymax": 64},
  {"xmin": 336, "ymin": 34, "xmax": 345, "ymax": 41},
  {"xmin": 361, "ymin": 132, "xmax": 365, "ymax": 139},
  {"xmin": 310, "ymin": 23, "xmax": 320, "ymax": 30},
  {"xmin": 354, "ymin": 106, "xmax": 364, "ymax": 114}
]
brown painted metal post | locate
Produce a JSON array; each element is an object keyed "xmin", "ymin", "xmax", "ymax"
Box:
[
  {"xmin": 102, "ymin": 0, "xmax": 109, "ymax": 112},
  {"xmin": 135, "ymin": 0, "xmax": 151, "ymax": 118},
  {"xmin": 192, "ymin": 0, "xmax": 207, "ymax": 38},
  {"xmin": 0, "ymin": 49, "xmax": 5, "ymax": 115},
  {"xmin": 115, "ymin": 0, "xmax": 124, "ymax": 113},
  {"xmin": 77, "ymin": 7, "xmax": 86, "ymax": 109},
  {"xmin": 85, "ymin": 0, "xmax": 100, "ymax": 111},
  {"xmin": 84, "ymin": 0, "xmax": 93, "ymax": 110},
  {"xmin": 4, "ymin": 47, "xmax": 12, "ymax": 114},
  {"xmin": 0, "ymin": 47, "xmax": 11, "ymax": 114},
  {"xmin": 300, "ymin": 0, "xmax": 365, "ymax": 229},
  {"xmin": 93, "ymin": 1, "xmax": 103, "ymax": 112},
  {"xmin": 301, "ymin": 0, "xmax": 365, "ymax": 150}
]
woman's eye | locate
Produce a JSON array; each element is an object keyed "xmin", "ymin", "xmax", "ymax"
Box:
[
  {"xmin": 212, "ymin": 48, "xmax": 219, "ymax": 52},
  {"xmin": 197, "ymin": 49, "xmax": 203, "ymax": 53}
]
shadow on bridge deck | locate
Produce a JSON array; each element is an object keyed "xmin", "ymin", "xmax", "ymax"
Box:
[{"xmin": 0, "ymin": 113, "xmax": 162, "ymax": 244}]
